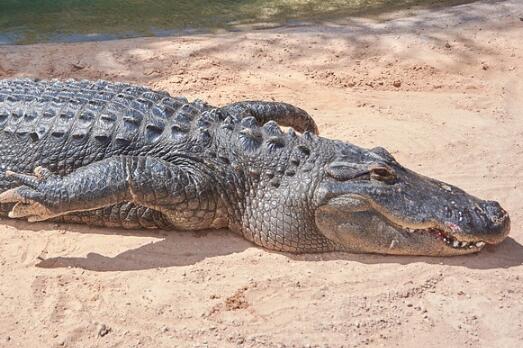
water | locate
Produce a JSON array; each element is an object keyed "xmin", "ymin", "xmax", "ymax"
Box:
[{"xmin": 0, "ymin": 0, "xmax": 472, "ymax": 45}]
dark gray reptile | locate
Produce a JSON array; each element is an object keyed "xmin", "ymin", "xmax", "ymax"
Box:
[{"xmin": 0, "ymin": 79, "xmax": 510, "ymax": 256}]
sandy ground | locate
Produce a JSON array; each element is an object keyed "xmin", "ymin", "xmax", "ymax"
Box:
[{"xmin": 0, "ymin": 0, "xmax": 522, "ymax": 347}]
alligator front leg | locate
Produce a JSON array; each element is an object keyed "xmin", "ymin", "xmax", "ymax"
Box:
[{"xmin": 0, "ymin": 156, "xmax": 195, "ymax": 222}]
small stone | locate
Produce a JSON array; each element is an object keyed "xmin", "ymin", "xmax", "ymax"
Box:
[
  {"xmin": 71, "ymin": 63, "xmax": 85, "ymax": 70},
  {"xmin": 392, "ymin": 80, "xmax": 401, "ymax": 88},
  {"xmin": 97, "ymin": 324, "xmax": 111, "ymax": 337},
  {"xmin": 161, "ymin": 326, "xmax": 169, "ymax": 333},
  {"xmin": 445, "ymin": 42, "xmax": 452, "ymax": 49}
]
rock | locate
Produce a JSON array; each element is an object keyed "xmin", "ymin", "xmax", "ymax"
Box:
[
  {"xmin": 393, "ymin": 80, "xmax": 402, "ymax": 88},
  {"xmin": 97, "ymin": 324, "xmax": 111, "ymax": 337},
  {"xmin": 445, "ymin": 42, "xmax": 452, "ymax": 49},
  {"xmin": 71, "ymin": 63, "xmax": 85, "ymax": 70}
]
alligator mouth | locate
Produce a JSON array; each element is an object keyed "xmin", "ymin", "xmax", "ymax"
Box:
[
  {"xmin": 404, "ymin": 227, "xmax": 486, "ymax": 251},
  {"xmin": 373, "ymin": 206, "xmax": 487, "ymax": 252}
]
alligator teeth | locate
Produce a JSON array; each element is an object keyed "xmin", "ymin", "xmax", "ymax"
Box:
[
  {"xmin": 449, "ymin": 240, "xmax": 486, "ymax": 249},
  {"xmin": 408, "ymin": 226, "xmax": 487, "ymax": 250}
]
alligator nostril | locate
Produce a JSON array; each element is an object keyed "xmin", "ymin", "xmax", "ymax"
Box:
[{"xmin": 482, "ymin": 200, "xmax": 507, "ymax": 221}]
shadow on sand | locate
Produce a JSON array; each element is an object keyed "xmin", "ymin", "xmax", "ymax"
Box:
[{"xmin": 3, "ymin": 220, "xmax": 522, "ymax": 272}]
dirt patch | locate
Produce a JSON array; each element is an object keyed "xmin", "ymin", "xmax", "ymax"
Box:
[{"xmin": 225, "ymin": 287, "xmax": 250, "ymax": 311}]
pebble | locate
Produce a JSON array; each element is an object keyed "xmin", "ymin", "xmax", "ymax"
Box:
[
  {"xmin": 71, "ymin": 63, "xmax": 85, "ymax": 70},
  {"xmin": 97, "ymin": 324, "xmax": 111, "ymax": 337}
]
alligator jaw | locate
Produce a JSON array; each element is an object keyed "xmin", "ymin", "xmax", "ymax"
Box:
[
  {"xmin": 371, "ymin": 203, "xmax": 497, "ymax": 254},
  {"xmin": 383, "ymin": 214, "xmax": 489, "ymax": 254},
  {"xmin": 404, "ymin": 227, "xmax": 486, "ymax": 252}
]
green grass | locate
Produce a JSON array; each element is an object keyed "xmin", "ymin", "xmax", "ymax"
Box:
[{"xmin": 0, "ymin": 0, "xmax": 474, "ymax": 44}]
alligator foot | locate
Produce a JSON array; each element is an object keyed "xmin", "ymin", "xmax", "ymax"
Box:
[{"xmin": 0, "ymin": 167, "xmax": 60, "ymax": 222}]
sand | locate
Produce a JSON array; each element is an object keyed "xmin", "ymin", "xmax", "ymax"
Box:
[{"xmin": 0, "ymin": 0, "xmax": 522, "ymax": 347}]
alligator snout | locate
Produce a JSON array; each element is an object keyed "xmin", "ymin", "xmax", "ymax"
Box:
[
  {"xmin": 480, "ymin": 200, "xmax": 510, "ymax": 244},
  {"xmin": 453, "ymin": 200, "xmax": 511, "ymax": 245},
  {"xmin": 482, "ymin": 200, "xmax": 507, "ymax": 222}
]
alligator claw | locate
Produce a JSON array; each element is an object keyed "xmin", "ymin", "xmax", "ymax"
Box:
[
  {"xmin": 6, "ymin": 166, "xmax": 54, "ymax": 188},
  {"xmin": 0, "ymin": 167, "xmax": 58, "ymax": 222},
  {"xmin": 0, "ymin": 186, "xmax": 38, "ymax": 204},
  {"xmin": 8, "ymin": 201, "xmax": 53, "ymax": 222},
  {"xmin": 6, "ymin": 171, "xmax": 40, "ymax": 188}
]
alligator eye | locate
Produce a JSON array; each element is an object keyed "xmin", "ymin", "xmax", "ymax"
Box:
[{"xmin": 369, "ymin": 163, "xmax": 396, "ymax": 184}]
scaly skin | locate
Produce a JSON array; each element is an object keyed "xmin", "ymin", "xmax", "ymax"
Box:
[{"xmin": 0, "ymin": 79, "xmax": 510, "ymax": 256}]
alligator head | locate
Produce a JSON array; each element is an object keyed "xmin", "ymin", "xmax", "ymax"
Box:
[{"xmin": 314, "ymin": 143, "xmax": 510, "ymax": 256}]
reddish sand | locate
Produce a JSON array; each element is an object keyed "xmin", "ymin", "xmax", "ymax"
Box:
[{"xmin": 0, "ymin": 0, "xmax": 522, "ymax": 347}]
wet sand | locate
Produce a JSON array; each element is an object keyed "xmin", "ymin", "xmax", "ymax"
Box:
[{"xmin": 0, "ymin": 0, "xmax": 522, "ymax": 346}]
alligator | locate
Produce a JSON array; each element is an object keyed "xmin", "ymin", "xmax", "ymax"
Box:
[{"xmin": 0, "ymin": 79, "xmax": 510, "ymax": 256}]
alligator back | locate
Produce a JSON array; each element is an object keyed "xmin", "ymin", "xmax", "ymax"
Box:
[{"xmin": 0, "ymin": 79, "xmax": 211, "ymax": 180}]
